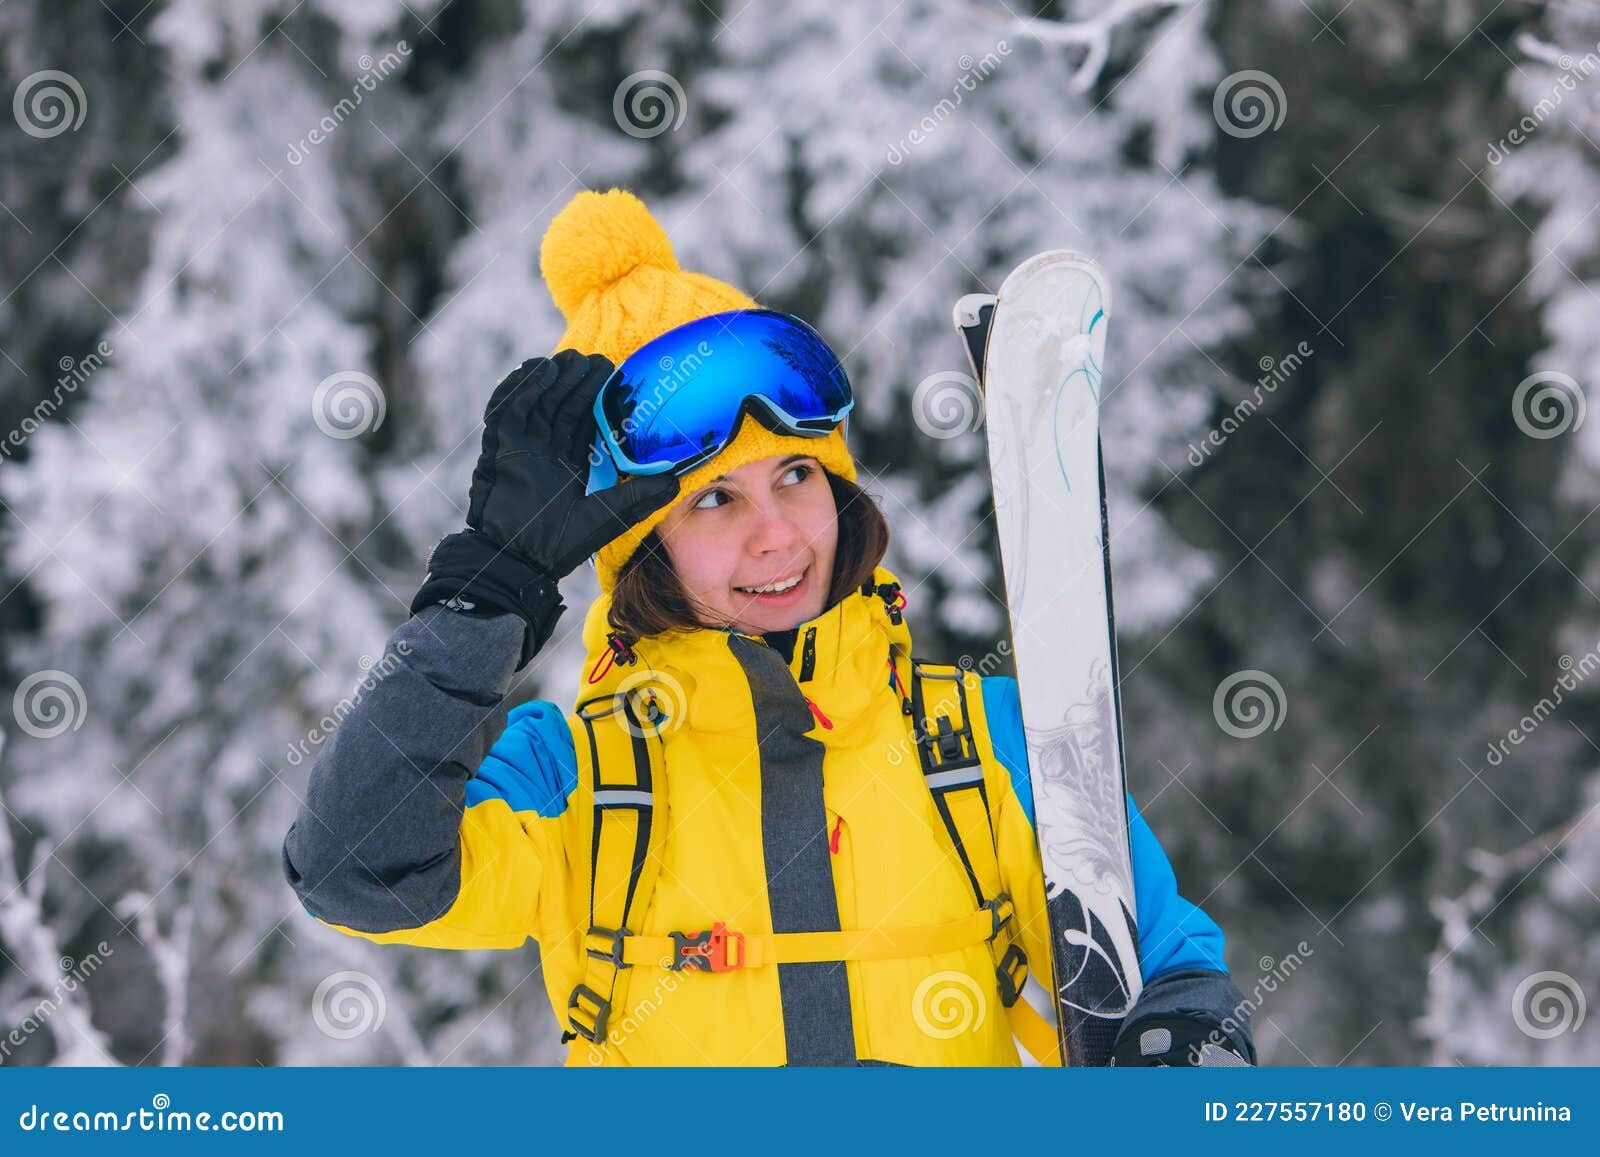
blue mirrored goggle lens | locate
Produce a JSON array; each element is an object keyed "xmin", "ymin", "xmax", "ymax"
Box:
[{"xmin": 596, "ymin": 309, "xmax": 852, "ymax": 475}]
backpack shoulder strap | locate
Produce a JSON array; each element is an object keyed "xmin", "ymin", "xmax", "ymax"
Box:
[
  {"xmin": 909, "ymin": 659, "xmax": 1002, "ymax": 906},
  {"xmin": 909, "ymin": 658, "xmax": 1052, "ymax": 1060},
  {"xmin": 562, "ymin": 683, "xmax": 670, "ymax": 1051}
]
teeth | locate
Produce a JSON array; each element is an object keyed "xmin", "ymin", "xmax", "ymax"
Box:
[{"xmin": 737, "ymin": 570, "xmax": 803, "ymax": 595}]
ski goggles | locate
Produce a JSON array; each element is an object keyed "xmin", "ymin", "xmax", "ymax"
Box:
[{"xmin": 586, "ymin": 308, "xmax": 854, "ymax": 494}]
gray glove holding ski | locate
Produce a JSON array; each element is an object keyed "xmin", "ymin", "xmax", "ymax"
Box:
[
  {"xmin": 1110, "ymin": 968, "xmax": 1257, "ymax": 1067},
  {"xmin": 410, "ymin": 349, "xmax": 682, "ymax": 667}
]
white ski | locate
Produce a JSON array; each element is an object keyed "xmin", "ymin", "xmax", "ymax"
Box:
[{"xmin": 955, "ymin": 252, "xmax": 1142, "ymax": 1066}]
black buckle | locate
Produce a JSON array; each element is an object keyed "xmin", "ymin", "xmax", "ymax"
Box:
[
  {"xmin": 565, "ymin": 984, "xmax": 611, "ymax": 1043},
  {"xmin": 982, "ymin": 893, "xmax": 1016, "ymax": 941},
  {"xmin": 605, "ymin": 631, "xmax": 637, "ymax": 666},
  {"xmin": 995, "ymin": 942, "xmax": 1029, "ymax": 1007},
  {"xmin": 667, "ymin": 922, "xmax": 745, "ymax": 972},
  {"xmin": 935, "ymin": 715, "xmax": 964, "ymax": 763},
  {"xmin": 584, "ymin": 925, "xmax": 632, "ymax": 969},
  {"xmin": 875, "ymin": 581, "xmax": 905, "ymax": 624}
]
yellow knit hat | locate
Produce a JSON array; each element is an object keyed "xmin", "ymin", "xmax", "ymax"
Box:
[{"xmin": 539, "ymin": 187, "xmax": 857, "ymax": 594}]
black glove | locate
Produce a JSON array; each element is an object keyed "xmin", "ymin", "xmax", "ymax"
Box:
[
  {"xmin": 411, "ymin": 350, "xmax": 682, "ymax": 667},
  {"xmin": 1110, "ymin": 968, "xmax": 1257, "ymax": 1067}
]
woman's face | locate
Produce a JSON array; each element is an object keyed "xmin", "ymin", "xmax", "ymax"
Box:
[{"xmin": 655, "ymin": 452, "xmax": 839, "ymax": 634}]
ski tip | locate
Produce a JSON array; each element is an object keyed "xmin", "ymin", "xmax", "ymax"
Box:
[
  {"xmin": 953, "ymin": 292, "xmax": 997, "ymax": 330},
  {"xmin": 996, "ymin": 251, "xmax": 1112, "ymax": 317}
]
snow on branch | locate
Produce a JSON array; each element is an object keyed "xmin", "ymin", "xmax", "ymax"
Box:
[
  {"xmin": 0, "ymin": 731, "xmax": 119, "ymax": 1065},
  {"xmin": 1418, "ymin": 806, "xmax": 1597, "ymax": 1062},
  {"xmin": 116, "ymin": 894, "xmax": 193, "ymax": 1066},
  {"xmin": 952, "ymin": 0, "xmax": 1196, "ymax": 90}
]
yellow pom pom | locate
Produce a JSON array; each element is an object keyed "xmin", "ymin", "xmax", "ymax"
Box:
[{"xmin": 539, "ymin": 188, "xmax": 679, "ymax": 321}]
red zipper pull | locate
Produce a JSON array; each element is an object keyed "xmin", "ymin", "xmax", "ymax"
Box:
[
  {"xmin": 805, "ymin": 697, "xmax": 833, "ymax": 730},
  {"xmin": 829, "ymin": 814, "xmax": 844, "ymax": 854}
]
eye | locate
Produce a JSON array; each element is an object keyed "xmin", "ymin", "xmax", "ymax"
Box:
[
  {"xmin": 692, "ymin": 487, "xmax": 730, "ymax": 510},
  {"xmin": 781, "ymin": 463, "xmax": 815, "ymax": 486}
]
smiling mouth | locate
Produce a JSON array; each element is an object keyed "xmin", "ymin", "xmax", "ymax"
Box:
[{"xmin": 735, "ymin": 564, "xmax": 808, "ymax": 595}]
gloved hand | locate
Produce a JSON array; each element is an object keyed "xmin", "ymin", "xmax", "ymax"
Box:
[
  {"xmin": 1109, "ymin": 968, "xmax": 1257, "ymax": 1067},
  {"xmin": 410, "ymin": 350, "xmax": 682, "ymax": 667},
  {"xmin": 1111, "ymin": 1013, "xmax": 1254, "ymax": 1067}
]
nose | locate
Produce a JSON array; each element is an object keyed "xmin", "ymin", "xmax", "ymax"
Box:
[{"xmin": 744, "ymin": 493, "xmax": 803, "ymax": 556}]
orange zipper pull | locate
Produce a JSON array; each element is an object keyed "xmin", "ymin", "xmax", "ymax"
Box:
[
  {"xmin": 829, "ymin": 814, "xmax": 844, "ymax": 854},
  {"xmin": 805, "ymin": 697, "xmax": 833, "ymax": 730}
]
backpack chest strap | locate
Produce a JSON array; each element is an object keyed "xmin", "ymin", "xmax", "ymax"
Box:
[{"xmin": 621, "ymin": 898, "xmax": 1016, "ymax": 971}]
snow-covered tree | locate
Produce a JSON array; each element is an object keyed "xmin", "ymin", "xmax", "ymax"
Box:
[{"xmin": 2, "ymin": 0, "xmax": 1275, "ymax": 1065}]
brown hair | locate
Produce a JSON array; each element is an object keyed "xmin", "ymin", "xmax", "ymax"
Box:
[{"xmin": 607, "ymin": 469, "xmax": 891, "ymax": 641}]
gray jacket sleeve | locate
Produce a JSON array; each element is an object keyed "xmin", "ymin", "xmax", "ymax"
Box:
[{"xmin": 280, "ymin": 605, "xmax": 528, "ymax": 934}]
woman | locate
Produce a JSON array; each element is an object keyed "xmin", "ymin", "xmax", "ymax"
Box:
[{"xmin": 282, "ymin": 189, "xmax": 1255, "ymax": 1067}]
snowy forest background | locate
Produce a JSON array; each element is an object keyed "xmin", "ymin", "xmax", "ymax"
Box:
[{"xmin": 2, "ymin": 0, "xmax": 1597, "ymax": 1066}]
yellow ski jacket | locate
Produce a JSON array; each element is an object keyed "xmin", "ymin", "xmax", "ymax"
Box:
[{"xmin": 284, "ymin": 565, "xmax": 1231, "ymax": 1065}]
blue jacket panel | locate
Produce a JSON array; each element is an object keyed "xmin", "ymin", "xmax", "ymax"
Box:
[{"xmin": 467, "ymin": 699, "xmax": 577, "ymax": 818}]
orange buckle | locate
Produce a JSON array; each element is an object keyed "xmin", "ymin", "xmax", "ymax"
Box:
[{"xmin": 669, "ymin": 921, "xmax": 746, "ymax": 972}]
